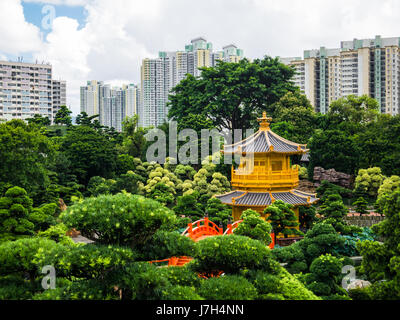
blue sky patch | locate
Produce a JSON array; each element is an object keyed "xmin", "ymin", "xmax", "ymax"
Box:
[{"xmin": 22, "ymin": 2, "xmax": 87, "ymax": 35}]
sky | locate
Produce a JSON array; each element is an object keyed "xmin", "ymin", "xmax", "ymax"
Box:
[{"xmin": 1, "ymin": 0, "xmax": 400, "ymax": 115}]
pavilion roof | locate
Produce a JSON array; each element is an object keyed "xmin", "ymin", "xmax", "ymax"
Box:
[
  {"xmin": 223, "ymin": 112, "xmax": 308, "ymax": 155},
  {"xmin": 215, "ymin": 190, "xmax": 318, "ymax": 207}
]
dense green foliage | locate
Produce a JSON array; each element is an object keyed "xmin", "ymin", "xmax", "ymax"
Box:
[
  {"xmin": 60, "ymin": 193, "xmax": 177, "ymax": 249},
  {"xmin": 264, "ymin": 200, "xmax": 303, "ymax": 238},
  {"xmin": 168, "ymin": 57, "xmax": 297, "ymax": 131}
]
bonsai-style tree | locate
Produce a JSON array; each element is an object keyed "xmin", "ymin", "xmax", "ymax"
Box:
[
  {"xmin": 353, "ymin": 197, "xmax": 369, "ymax": 216},
  {"xmin": 264, "ymin": 200, "xmax": 303, "ymax": 241},
  {"xmin": 234, "ymin": 209, "xmax": 272, "ymax": 245},
  {"xmin": 318, "ymin": 192, "xmax": 362, "ymax": 235},
  {"xmin": 302, "ymin": 254, "xmax": 349, "ymax": 300},
  {"xmin": 205, "ymin": 197, "xmax": 232, "ymax": 228},
  {"xmin": 299, "ymin": 205, "xmax": 319, "ymax": 231},
  {"xmin": 354, "ymin": 167, "xmax": 386, "ymax": 200},
  {"xmin": 173, "ymin": 193, "xmax": 204, "ymax": 221}
]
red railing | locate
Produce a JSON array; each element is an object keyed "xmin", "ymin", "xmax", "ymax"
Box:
[
  {"xmin": 149, "ymin": 256, "xmax": 193, "ymax": 267},
  {"xmin": 181, "ymin": 217, "xmax": 224, "ymax": 242},
  {"xmin": 150, "ymin": 217, "xmax": 275, "ymax": 268}
]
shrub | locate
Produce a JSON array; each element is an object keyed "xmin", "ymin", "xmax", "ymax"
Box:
[
  {"xmin": 303, "ymin": 254, "xmax": 348, "ymax": 299},
  {"xmin": 139, "ymin": 230, "xmax": 197, "ymax": 261},
  {"xmin": 161, "ymin": 285, "xmax": 203, "ymax": 300},
  {"xmin": 191, "ymin": 235, "xmax": 275, "ymax": 274},
  {"xmin": 0, "ymin": 238, "xmax": 67, "ymax": 281},
  {"xmin": 50, "ymin": 244, "xmax": 137, "ymax": 280},
  {"xmin": 197, "ymin": 275, "xmax": 257, "ymax": 300},
  {"xmin": 234, "ymin": 209, "xmax": 272, "ymax": 245},
  {"xmin": 354, "ymin": 167, "xmax": 386, "ymax": 199},
  {"xmin": 264, "ymin": 200, "xmax": 303, "ymax": 238},
  {"xmin": 60, "ymin": 193, "xmax": 177, "ymax": 248},
  {"xmin": 158, "ymin": 266, "xmax": 201, "ymax": 287}
]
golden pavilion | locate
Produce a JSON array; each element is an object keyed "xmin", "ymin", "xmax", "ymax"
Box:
[{"xmin": 216, "ymin": 112, "xmax": 318, "ymax": 222}]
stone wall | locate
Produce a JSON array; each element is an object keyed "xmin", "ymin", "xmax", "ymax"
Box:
[
  {"xmin": 313, "ymin": 167, "xmax": 353, "ymax": 189},
  {"xmin": 344, "ymin": 215, "xmax": 385, "ymax": 228}
]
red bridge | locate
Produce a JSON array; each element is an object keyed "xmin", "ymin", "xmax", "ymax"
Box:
[{"xmin": 149, "ymin": 217, "xmax": 275, "ymax": 268}]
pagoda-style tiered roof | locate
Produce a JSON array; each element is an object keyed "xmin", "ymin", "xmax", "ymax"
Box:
[
  {"xmin": 216, "ymin": 111, "xmax": 318, "ymax": 221},
  {"xmin": 223, "ymin": 112, "xmax": 308, "ymax": 155},
  {"xmin": 216, "ymin": 190, "xmax": 318, "ymax": 207}
]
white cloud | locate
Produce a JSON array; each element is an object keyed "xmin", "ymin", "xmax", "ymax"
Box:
[
  {"xmin": 4, "ymin": 0, "xmax": 400, "ymax": 114},
  {"xmin": 0, "ymin": 0, "xmax": 42, "ymax": 54}
]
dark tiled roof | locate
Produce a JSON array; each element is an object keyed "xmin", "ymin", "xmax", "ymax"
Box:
[
  {"xmin": 273, "ymin": 192, "xmax": 310, "ymax": 205},
  {"xmin": 216, "ymin": 189, "xmax": 318, "ymax": 206},
  {"xmin": 215, "ymin": 191, "xmax": 245, "ymax": 204},
  {"xmin": 224, "ymin": 130, "xmax": 308, "ymax": 154},
  {"xmin": 236, "ymin": 192, "xmax": 273, "ymax": 206}
]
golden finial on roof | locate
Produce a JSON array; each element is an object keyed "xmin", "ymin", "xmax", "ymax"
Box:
[{"xmin": 258, "ymin": 111, "xmax": 272, "ymax": 130}]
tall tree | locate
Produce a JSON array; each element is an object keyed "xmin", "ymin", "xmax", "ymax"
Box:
[
  {"xmin": 60, "ymin": 126, "xmax": 118, "ymax": 186},
  {"xmin": 54, "ymin": 106, "xmax": 73, "ymax": 127},
  {"xmin": 168, "ymin": 57, "xmax": 297, "ymax": 131},
  {"xmin": 0, "ymin": 120, "xmax": 55, "ymax": 194}
]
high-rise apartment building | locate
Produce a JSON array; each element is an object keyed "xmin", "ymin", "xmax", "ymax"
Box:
[
  {"xmin": 280, "ymin": 35, "xmax": 400, "ymax": 115},
  {"xmin": 80, "ymin": 81, "xmax": 139, "ymax": 131},
  {"xmin": 140, "ymin": 37, "xmax": 244, "ymax": 128},
  {"xmin": 52, "ymin": 80, "xmax": 67, "ymax": 119},
  {"xmin": 0, "ymin": 60, "xmax": 67, "ymax": 123}
]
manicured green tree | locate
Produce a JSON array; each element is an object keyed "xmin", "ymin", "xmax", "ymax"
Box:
[
  {"xmin": 86, "ymin": 176, "xmax": 115, "ymax": 196},
  {"xmin": 273, "ymin": 223, "xmax": 345, "ymax": 273},
  {"xmin": 0, "ymin": 238, "xmax": 68, "ymax": 284},
  {"xmin": 168, "ymin": 57, "xmax": 297, "ymax": 131},
  {"xmin": 205, "ymin": 197, "xmax": 232, "ymax": 228},
  {"xmin": 190, "ymin": 235, "xmax": 276, "ymax": 275},
  {"xmin": 353, "ymin": 197, "xmax": 369, "ymax": 215},
  {"xmin": 189, "ymin": 156, "xmax": 231, "ymax": 206},
  {"xmin": 114, "ymin": 171, "xmax": 142, "ymax": 195},
  {"xmin": 173, "ymin": 194, "xmax": 204, "ymax": 221},
  {"xmin": 248, "ymin": 268, "xmax": 320, "ymax": 300},
  {"xmin": 356, "ymin": 240, "xmax": 391, "ymax": 283},
  {"xmin": 60, "ymin": 193, "xmax": 177, "ymax": 249},
  {"xmin": 316, "ymin": 180, "xmax": 353, "ymax": 200},
  {"xmin": 298, "ymin": 205, "xmax": 319, "ymax": 230},
  {"xmin": 0, "ymin": 187, "xmax": 35, "ymax": 242},
  {"xmin": 318, "ymin": 193, "xmax": 361, "ymax": 235},
  {"xmin": 264, "ymin": 200, "xmax": 303, "ymax": 240},
  {"xmin": 0, "ymin": 187, "xmax": 57, "ymax": 242},
  {"xmin": 174, "ymin": 164, "xmax": 197, "ymax": 182},
  {"xmin": 354, "ymin": 167, "xmax": 386, "ymax": 199},
  {"xmin": 140, "ymin": 166, "xmax": 182, "ymax": 203},
  {"xmin": 234, "ymin": 209, "xmax": 272, "ymax": 245},
  {"xmin": 54, "ymin": 105, "xmax": 72, "ymax": 127},
  {"xmin": 197, "ymin": 275, "xmax": 257, "ymax": 300},
  {"xmin": 138, "ymin": 230, "xmax": 197, "ymax": 261},
  {"xmin": 319, "ymin": 193, "xmax": 348, "ymax": 220},
  {"xmin": 302, "ymin": 254, "xmax": 349, "ymax": 300},
  {"xmin": 115, "ymin": 154, "xmax": 136, "ymax": 176},
  {"xmin": 376, "ymin": 175, "xmax": 400, "ymax": 213}
]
